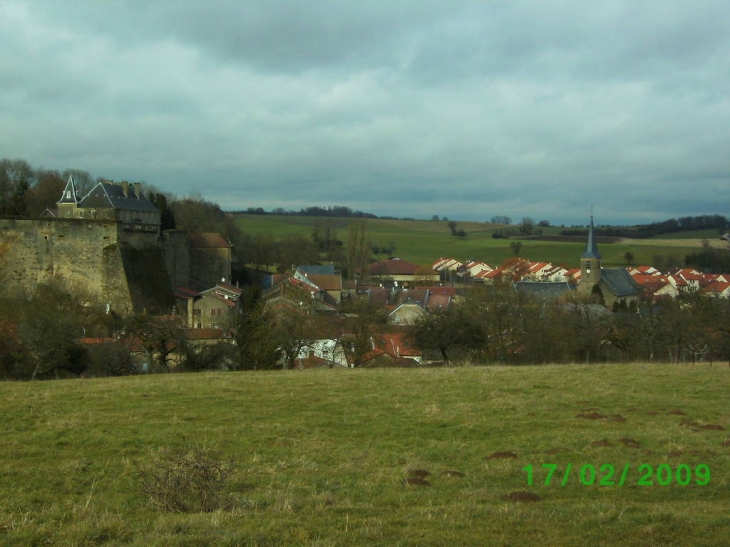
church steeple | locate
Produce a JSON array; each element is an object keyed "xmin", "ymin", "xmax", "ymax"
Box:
[
  {"xmin": 579, "ymin": 210, "xmax": 602, "ymax": 290},
  {"xmin": 582, "ymin": 212, "xmax": 601, "ymax": 260}
]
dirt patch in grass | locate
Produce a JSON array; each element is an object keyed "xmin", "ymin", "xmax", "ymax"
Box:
[
  {"xmin": 576, "ymin": 412, "xmax": 626, "ymax": 422},
  {"xmin": 486, "ymin": 451, "xmax": 518, "ymax": 460},
  {"xmin": 720, "ymin": 440, "xmax": 730, "ymax": 447},
  {"xmin": 402, "ymin": 469, "xmax": 432, "ymax": 486},
  {"xmin": 618, "ymin": 438, "xmax": 641, "ymax": 449},
  {"xmin": 667, "ymin": 410, "xmax": 687, "ymax": 416},
  {"xmin": 680, "ymin": 421, "xmax": 725, "ymax": 431},
  {"xmin": 667, "ymin": 450, "xmax": 684, "ymax": 457},
  {"xmin": 591, "ymin": 439, "xmax": 613, "ymax": 448},
  {"xmin": 502, "ymin": 491, "xmax": 542, "ymax": 502},
  {"xmin": 545, "ymin": 447, "xmax": 571, "ymax": 455},
  {"xmin": 407, "ymin": 469, "xmax": 431, "ymax": 478}
]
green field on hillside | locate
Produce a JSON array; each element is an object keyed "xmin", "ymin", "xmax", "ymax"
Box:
[
  {"xmin": 234, "ymin": 215, "xmax": 702, "ymax": 269},
  {"xmin": 1, "ymin": 365, "xmax": 728, "ymax": 546}
]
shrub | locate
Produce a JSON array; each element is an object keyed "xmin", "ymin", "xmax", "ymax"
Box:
[{"xmin": 135, "ymin": 443, "xmax": 235, "ymax": 513}]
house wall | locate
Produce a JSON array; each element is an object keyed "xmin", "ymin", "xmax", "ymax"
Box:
[{"xmin": 193, "ymin": 295, "xmax": 231, "ymax": 329}]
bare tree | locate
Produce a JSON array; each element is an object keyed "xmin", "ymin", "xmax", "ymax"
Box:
[{"xmin": 347, "ymin": 218, "xmax": 370, "ymax": 281}]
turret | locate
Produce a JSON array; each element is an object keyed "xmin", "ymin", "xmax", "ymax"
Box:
[{"xmin": 56, "ymin": 175, "xmax": 79, "ymax": 218}]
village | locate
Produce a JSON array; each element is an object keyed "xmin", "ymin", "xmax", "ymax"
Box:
[{"xmin": 1, "ymin": 176, "xmax": 729, "ymax": 378}]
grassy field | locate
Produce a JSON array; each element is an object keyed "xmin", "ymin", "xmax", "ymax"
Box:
[
  {"xmin": 233, "ymin": 215, "xmax": 707, "ymax": 269},
  {"xmin": 1, "ymin": 364, "xmax": 729, "ymax": 546}
]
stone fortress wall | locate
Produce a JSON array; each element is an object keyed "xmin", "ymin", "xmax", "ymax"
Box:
[{"xmin": 0, "ymin": 217, "xmax": 174, "ymax": 314}]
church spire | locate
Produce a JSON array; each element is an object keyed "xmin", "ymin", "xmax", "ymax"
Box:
[{"xmin": 581, "ymin": 209, "xmax": 601, "ymax": 260}]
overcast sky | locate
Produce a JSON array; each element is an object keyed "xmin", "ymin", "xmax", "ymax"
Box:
[{"xmin": 1, "ymin": 1, "xmax": 728, "ymax": 225}]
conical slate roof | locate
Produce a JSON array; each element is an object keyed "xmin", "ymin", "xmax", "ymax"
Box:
[
  {"xmin": 581, "ymin": 216, "xmax": 601, "ymax": 259},
  {"xmin": 57, "ymin": 175, "xmax": 79, "ymax": 204}
]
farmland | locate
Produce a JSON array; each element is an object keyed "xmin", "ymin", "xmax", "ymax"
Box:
[
  {"xmin": 1, "ymin": 364, "xmax": 728, "ymax": 546},
  {"xmin": 233, "ymin": 214, "xmax": 714, "ymax": 269}
]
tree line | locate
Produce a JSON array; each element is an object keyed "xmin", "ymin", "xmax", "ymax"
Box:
[
  {"xmin": 3, "ymin": 279, "xmax": 728, "ymax": 381},
  {"xmin": 409, "ymin": 285, "xmax": 730, "ymax": 366},
  {"xmin": 561, "ymin": 215, "xmax": 729, "ymax": 239}
]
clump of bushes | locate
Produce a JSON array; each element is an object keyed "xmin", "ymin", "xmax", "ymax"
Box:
[{"xmin": 135, "ymin": 442, "xmax": 235, "ymax": 513}]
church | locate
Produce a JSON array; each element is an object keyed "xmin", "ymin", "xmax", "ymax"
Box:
[{"xmin": 577, "ymin": 215, "xmax": 640, "ymax": 309}]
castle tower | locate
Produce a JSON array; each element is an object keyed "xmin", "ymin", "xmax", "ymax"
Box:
[
  {"xmin": 578, "ymin": 213, "xmax": 601, "ymax": 293},
  {"xmin": 56, "ymin": 175, "xmax": 79, "ymax": 218}
]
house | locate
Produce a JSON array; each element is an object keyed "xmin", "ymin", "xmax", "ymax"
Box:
[
  {"xmin": 629, "ymin": 265, "xmax": 661, "ymax": 276},
  {"xmin": 262, "ymin": 273, "xmax": 339, "ymax": 316},
  {"xmin": 293, "ymin": 269, "xmax": 342, "ymax": 307},
  {"xmin": 388, "ymin": 299, "xmax": 428, "ymax": 325},
  {"xmin": 57, "ymin": 176, "xmax": 160, "ymax": 233},
  {"xmin": 476, "ymin": 267, "xmax": 507, "ymax": 284},
  {"xmin": 702, "ymin": 281, "xmax": 730, "ymax": 298},
  {"xmin": 525, "ymin": 261, "xmax": 553, "ymax": 281},
  {"xmin": 369, "ymin": 258, "xmax": 439, "ymax": 284},
  {"xmin": 541, "ymin": 264, "xmax": 570, "ymax": 282},
  {"xmin": 294, "ymin": 339, "xmax": 349, "ymax": 368},
  {"xmin": 631, "ymin": 274, "xmax": 679, "ymax": 299},
  {"xmin": 432, "ymin": 257, "xmax": 463, "ymax": 273},
  {"xmin": 340, "ymin": 331, "xmax": 422, "ymax": 368},
  {"xmin": 177, "ymin": 283, "xmax": 242, "ymax": 329},
  {"xmin": 465, "ymin": 261, "xmax": 494, "ymax": 278}
]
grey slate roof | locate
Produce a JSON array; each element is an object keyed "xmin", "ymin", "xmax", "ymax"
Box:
[
  {"xmin": 298, "ymin": 264, "xmax": 336, "ymax": 275},
  {"xmin": 581, "ymin": 217, "xmax": 602, "ymax": 259},
  {"xmin": 600, "ymin": 268, "xmax": 640, "ymax": 297},
  {"xmin": 57, "ymin": 175, "xmax": 79, "ymax": 204},
  {"xmin": 515, "ymin": 281, "xmax": 573, "ymax": 300},
  {"xmin": 79, "ymin": 182, "xmax": 158, "ymax": 213}
]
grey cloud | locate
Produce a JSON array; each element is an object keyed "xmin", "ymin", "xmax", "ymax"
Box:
[{"xmin": 1, "ymin": 0, "xmax": 728, "ymax": 225}]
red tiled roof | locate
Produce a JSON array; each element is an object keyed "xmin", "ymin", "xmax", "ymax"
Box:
[
  {"xmin": 175, "ymin": 286, "xmax": 201, "ymax": 299},
  {"xmin": 704, "ymin": 281, "xmax": 730, "ymax": 295},
  {"xmin": 184, "ymin": 328, "xmax": 230, "ymax": 340},
  {"xmin": 369, "ymin": 258, "xmax": 427, "ymax": 276},
  {"xmin": 307, "ymin": 274, "xmax": 342, "ymax": 291},
  {"xmin": 79, "ymin": 337, "xmax": 115, "ymax": 345}
]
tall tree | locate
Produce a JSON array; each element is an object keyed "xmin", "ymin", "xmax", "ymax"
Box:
[
  {"xmin": 346, "ymin": 218, "xmax": 370, "ymax": 281},
  {"xmin": 231, "ymin": 286, "xmax": 279, "ymax": 370},
  {"xmin": 0, "ymin": 158, "xmax": 34, "ymax": 216}
]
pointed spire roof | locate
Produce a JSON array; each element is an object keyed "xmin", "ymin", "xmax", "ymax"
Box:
[
  {"xmin": 581, "ymin": 214, "xmax": 601, "ymax": 259},
  {"xmin": 57, "ymin": 175, "xmax": 79, "ymax": 204}
]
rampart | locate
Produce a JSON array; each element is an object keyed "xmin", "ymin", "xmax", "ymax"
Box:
[{"xmin": 0, "ymin": 217, "xmax": 174, "ymax": 314}]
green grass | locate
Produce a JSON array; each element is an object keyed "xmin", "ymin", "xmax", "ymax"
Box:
[
  {"xmin": 234, "ymin": 215, "xmax": 703, "ymax": 269},
  {"xmin": 1, "ymin": 364, "xmax": 729, "ymax": 546}
]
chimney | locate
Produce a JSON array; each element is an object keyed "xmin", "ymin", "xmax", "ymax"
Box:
[
  {"xmin": 133, "ymin": 182, "xmax": 142, "ymax": 198},
  {"xmin": 121, "ymin": 181, "xmax": 129, "ymax": 196}
]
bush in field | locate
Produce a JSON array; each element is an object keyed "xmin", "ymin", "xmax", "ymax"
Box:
[{"xmin": 135, "ymin": 443, "xmax": 235, "ymax": 513}]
